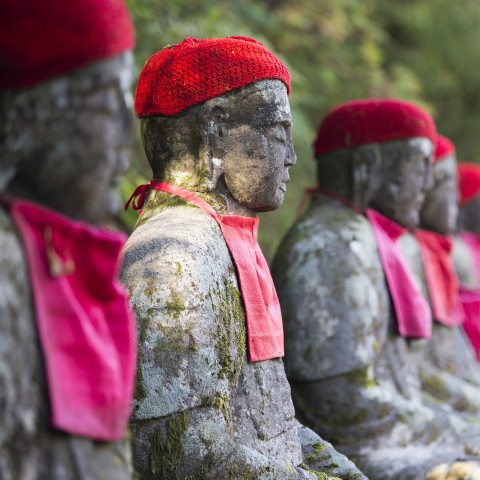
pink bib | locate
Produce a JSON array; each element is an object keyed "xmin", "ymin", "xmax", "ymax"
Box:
[
  {"xmin": 126, "ymin": 181, "xmax": 284, "ymax": 362},
  {"xmin": 458, "ymin": 232, "xmax": 480, "ymax": 362},
  {"xmin": 365, "ymin": 209, "xmax": 432, "ymax": 338},
  {"xmin": 414, "ymin": 229, "xmax": 463, "ymax": 327},
  {"xmin": 7, "ymin": 198, "xmax": 136, "ymax": 440},
  {"xmin": 299, "ymin": 187, "xmax": 432, "ymax": 339}
]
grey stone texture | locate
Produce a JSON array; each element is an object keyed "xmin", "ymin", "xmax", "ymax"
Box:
[
  {"xmin": 400, "ymin": 233, "xmax": 480, "ymax": 414},
  {"xmin": 0, "ymin": 208, "xmax": 133, "ymax": 480},
  {"xmin": 273, "ymin": 195, "xmax": 467, "ymax": 480},
  {"xmin": 0, "ymin": 53, "xmax": 134, "ymax": 479},
  {"xmin": 120, "ymin": 79, "xmax": 366, "ymax": 479},
  {"xmin": 272, "ymin": 139, "xmax": 480, "ymax": 479}
]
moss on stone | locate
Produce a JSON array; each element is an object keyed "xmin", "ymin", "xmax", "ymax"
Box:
[
  {"xmin": 149, "ymin": 411, "xmax": 189, "ymax": 479},
  {"xmin": 211, "ymin": 275, "xmax": 246, "ymax": 382},
  {"xmin": 165, "ymin": 289, "xmax": 186, "ymax": 320},
  {"xmin": 188, "ymin": 333, "xmax": 199, "ymax": 351},
  {"xmin": 422, "ymin": 373, "xmax": 450, "ymax": 401},
  {"xmin": 134, "ymin": 354, "xmax": 147, "ymax": 401},
  {"xmin": 143, "ymin": 278, "xmax": 157, "ymax": 303},
  {"xmin": 175, "ymin": 261, "xmax": 182, "ymax": 276},
  {"xmin": 346, "ymin": 366, "xmax": 377, "ymax": 389},
  {"xmin": 201, "ymin": 392, "xmax": 231, "ymax": 427}
]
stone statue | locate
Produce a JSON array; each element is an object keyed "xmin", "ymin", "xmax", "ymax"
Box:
[
  {"xmin": 0, "ymin": 1, "xmax": 136, "ymax": 478},
  {"xmin": 272, "ymin": 99, "xmax": 479, "ymax": 480},
  {"xmin": 399, "ymin": 136, "xmax": 480, "ymax": 416},
  {"xmin": 121, "ymin": 36, "xmax": 366, "ymax": 480},
  {"xmin": 452, "ymin": 163, "xmax": 480, "ymax": 368}
]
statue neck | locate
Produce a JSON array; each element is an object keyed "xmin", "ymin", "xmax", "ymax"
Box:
[{"xmin": 150, "ymin": 160, "xmax": 257, "ymax": 217}]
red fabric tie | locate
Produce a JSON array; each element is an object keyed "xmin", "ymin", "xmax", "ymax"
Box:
[
  {"xmin": 296, "ymin": 185, "xmax": 430, "ymax": 338},
  {"xmin": 6, "ymin": 198, "xmax": 136, "ymax": 440},
  {"xmin": 458, "ymin": 232, "xmax": 480, "ymax": 362},
  {"xmin": 126, "ymin": 182, "xmax": 284, "ymax": 362},
  {"xmin": 414, "ymin": 229, "xmax": 463, "ymax": 327},
  {"xmin": 366, "ymin": 209, "xmax": 432, "ymax": 338}
]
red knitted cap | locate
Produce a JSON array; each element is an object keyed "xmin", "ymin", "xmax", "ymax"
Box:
[
  {"xmin": 458, "ymin": 163, "xmax": 480, "ymax": 206},
  {"xmin": 0, "ymin": 0, "xmax": 135, "ymax": 88},
  {"xmin": 435, "ymin": 134, "xmax": 455, "ymax": 163},
  {"xmin": 313, "ymin": 99, "xmax": 437, "ymax": 157},
  {"xmin": 134, "ymin": 36, "xmax": 291, "ymax": 117}
]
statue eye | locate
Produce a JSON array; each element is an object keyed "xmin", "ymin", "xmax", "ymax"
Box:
[{"xmin": 270, "ymin": 125, "xmax": 286, "ymax": 143}]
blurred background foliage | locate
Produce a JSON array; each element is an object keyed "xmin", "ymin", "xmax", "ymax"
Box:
[{"xmin": 122, "ymin": 0, "xmax": 480, "ymax": 261}]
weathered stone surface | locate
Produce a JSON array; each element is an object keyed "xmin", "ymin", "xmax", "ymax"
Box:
[
  {"xmin": 400, "ymin": 233, "xmax": 480, "ymax": 414},
  {"xmin": 121, "ymin": 202, "xmax": 365, "ymax": 479},
  {"xmin": 121, "ymin": 77, "xmax": 366, "ymax": 479},
  {"xmin": 0, "ymin": 52, "xmax": 134, "ymax": 479},
  {"xmin": 0, "ymin": 209, "xmax": 132, "ymax": 480},
  {"xmin": 399, "ymin": 153, "xmax": 480, "ymax": 417},
  {"xmin": 273, "ymin": 193, "xmax": 469, "ymax": 479}
]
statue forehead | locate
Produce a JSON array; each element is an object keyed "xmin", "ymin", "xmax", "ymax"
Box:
[
  {"xmin": 384, "ymin": 137, "xmax": 434, "ymax": 156},
  {"xmin": 223, "ymin": 80, "xmax": 291, "ymax": 126},
  {"xmin": 434, "ymin": 154, "xmax": 457, "ymax": 179}
]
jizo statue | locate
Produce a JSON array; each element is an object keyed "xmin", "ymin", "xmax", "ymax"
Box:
[
  {"xmin": 272, "ymin": 99, "xmax": 480, "ymax": 480},
  {"xmin": 0, "ymin": 1, "xmax": 136, "ymax": 478},
  {"xmin": 399, "ymin": 136, "xmax": 480, "ymax": 417},
  {"xmin": 453, "ymin": 163, "xmax": 480, "ymax": 371},
  {"xmin": 121, "ymin": 37, "xmax": 366, "ymax": 479}
]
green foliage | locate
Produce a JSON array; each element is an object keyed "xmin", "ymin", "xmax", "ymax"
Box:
[{"xmin": 122, "ymin": 0, "xmax": 478, "ymax": 260}]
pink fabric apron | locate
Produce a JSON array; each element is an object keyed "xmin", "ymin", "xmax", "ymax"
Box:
[
  {"xmin": 458, "ymin": 231, "xmax": 480, "ymax": 361},
  {"xmin": 6, "ymin": 198, "xmax": 136, "ymax": 440},
  {"xmin": 414, "ymin": 229, "xmax": 463, "ymax": 327},
  {"xmin": 297, "ymin": 186, "xmax": 431, "ymax": 338},
  {"xmin": 126, "ymin": 181, "xmax": 284, "ymax": 362},
  {"xmin": 366, "ymin": 209, "xmax": 432, "ymax": 338}
]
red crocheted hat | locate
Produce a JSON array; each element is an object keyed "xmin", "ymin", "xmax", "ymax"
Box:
[
  {"xmin": 0, "ymin": 0, "xmax": 134, "ymax": 88},
  {"xmin": 458, "ymin": 163, "xmax": 480, "ymax": 206},
  {"xmin": 313, "ymin": 99, "xmax": 437, "ymax": 157},
  {"xmin": 134, "ymin": 36, "xmax": 291, "ymax": 117},
  {"xmin": 435, "ymin": 134, "xmax": 455, "ymax": 163}
]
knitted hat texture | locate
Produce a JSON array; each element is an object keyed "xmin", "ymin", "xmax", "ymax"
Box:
[
  {"xmin": 0, "ymin": 0, "xmax": 135, "ymax": 88},
  {"xmin": 134, "ymin": 36, "xmax": 291, "ymax": 117},
  {"xmin": 434, "ymin": 134, "xmax": 455, "ymax": 162},
  {"xmin": 458, "ymin": 163, "xmax": 480, "ymax": 206},
  {"xmin": 313, "ymin": 99, "xmax": 436, "ymax": 157}
]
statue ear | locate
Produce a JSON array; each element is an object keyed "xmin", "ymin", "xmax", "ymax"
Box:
[
  {"xmin": 351, "ymin": 144, "xmax": 382, "ymax": 209},
  {"xmin": 197, "ymin": 98, "xmax": 230, "ymax": 188}
]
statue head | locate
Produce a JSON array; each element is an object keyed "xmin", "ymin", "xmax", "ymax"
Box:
[
  {"xmin": 419, "ymin": 135, "xmax": 458, "ymax": 234},
  {"xmin": 458, "ymin": 162, "xmax": 480, "ymax": 235},
  {"xmin": 136, "ymin": 36, "xmax": 295, "ymax": 215},
  {"xmin": 0, "ymin": 0, "xmax": 135, "ymax": 223},
  {"xmin": 314, "ymin": 99, "xmax": 436, "ymax": 229}
]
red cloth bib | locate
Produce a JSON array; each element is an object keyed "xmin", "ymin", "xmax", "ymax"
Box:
[
  {"xmin": 458, "ymin": 232, "xmax": 480, "ymax": 362},
  {"xmin": 6, "ymin": 198, "xmax": 136, "ymax": 441},
  {"xmin": 126, "ymin": 181, "xmax": 284, "ymax": 362},
  {"xmin": 414, "ymin": 229, "xmax": 463, "ymax": 327},
  {"xmin": 298, "ymin": 187, "xmax": 432, "ymax": 338},
  {"xmin": 366, "ymin": 209, "xmax": 432, "ymax": 338}
]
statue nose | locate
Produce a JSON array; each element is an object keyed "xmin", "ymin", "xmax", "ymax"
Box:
[{"xmin": 285, "ymin": 142, "xmax": 297, "ymax": 167}]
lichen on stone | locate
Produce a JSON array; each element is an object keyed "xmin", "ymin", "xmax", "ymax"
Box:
[
  {"xmin": 165, "ymin": 288, "xmax": 186, "ymax": 320},
  {"xmin": 210, "ymin": 275, "xmax": 246, "ymax": 383},
  {"xmin": 149, "ymin": 410, "xmax": 189, "ymax": 479}
]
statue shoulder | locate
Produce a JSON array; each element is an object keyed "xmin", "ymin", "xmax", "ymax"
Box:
[
  {"xmin": 452, "ymin": 234, "xmax": 479, "ymax": 290},
  {"xmin": 120, "ymin": 206, "xmax": 246, "ymax": 420},
  {"xmin": 273, "ymin": 202, "xmax": 388, "ymax": 381}
]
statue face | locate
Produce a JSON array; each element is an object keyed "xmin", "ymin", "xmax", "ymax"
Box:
[
  {"xmin": 72, "ymin": 56, "xmax": 133, "ymax": 222},
  {"xmin": 217, "ymin": 81, "xmax": 296, "ymax": 212},
  {"xmin": 6, "ymin": 52, "xmax": 133, "ymax": 223},
  {"xmin": 419, "ymin": 155, "xmax": 458, "ymax": 234},
  {"xmin": 369, "ymin": 137, "xmax": 434, "ymax": 229},
  {"xmin": 460, "ymin": 195, "xmax": 480, "ymax": 235}
]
